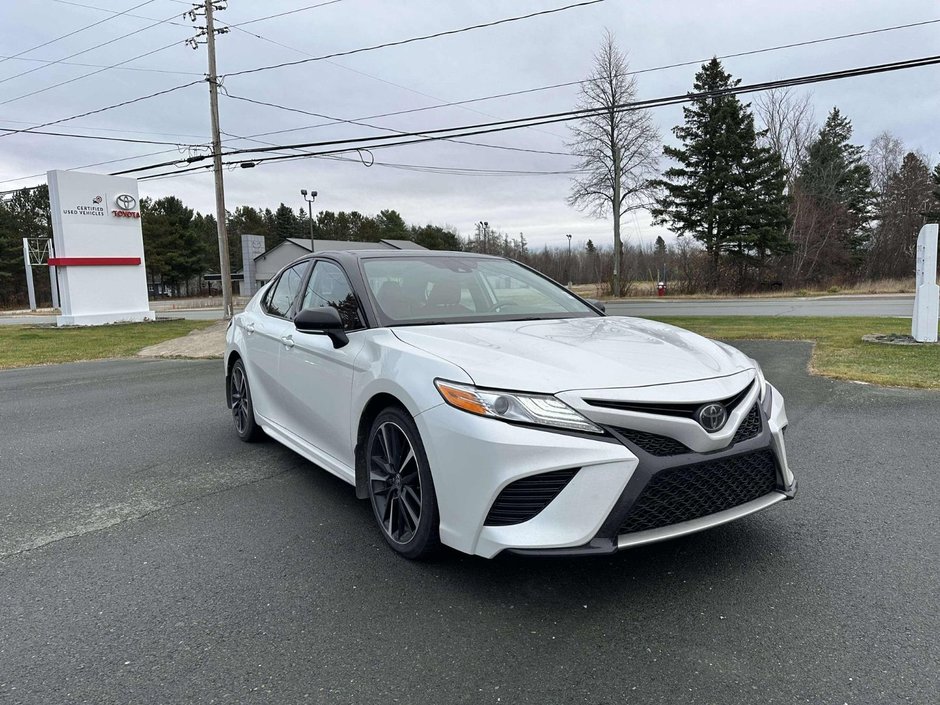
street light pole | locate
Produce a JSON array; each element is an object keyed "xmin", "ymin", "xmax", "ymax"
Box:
[
  {"xmin": 300, "ymin": 189, "xmax": 317, "ymax": 243},
  {"xmin": 566, "ymin": 233, "xmax": 572, "ymax": 287}
]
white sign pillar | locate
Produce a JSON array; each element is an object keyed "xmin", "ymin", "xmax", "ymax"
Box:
[
  {"xmin": 912, "ymin": 223, "xmax": 938, "ymax": 343},
  {"xmin": 47, "ymin": 170, "xmax": 155, "ymax": 326}
]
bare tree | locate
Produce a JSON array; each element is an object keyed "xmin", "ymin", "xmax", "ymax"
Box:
[
  {"xmin": 866, "ymin": 131, "xmax": 905, "ymax": 196},
  {"xmin": 754, "ymin": 88, "xmax": 816, "ymax": 185},
  {"xmin": 567, "ymin": 31, "xmax": 660, "ymax": 296}
]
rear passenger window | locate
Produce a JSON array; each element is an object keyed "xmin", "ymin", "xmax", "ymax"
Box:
[{"xmin": 264, "ymin": 263, "xmax": 306, "ymax": 318}]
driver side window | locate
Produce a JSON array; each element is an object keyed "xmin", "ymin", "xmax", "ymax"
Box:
[
  {"xmin": 264, "ymin": 262, "xmax": 307, "ymax": 318},
  {"xmin": 301, "ymin": 261, "xmax": 364, "ymax": 331}
]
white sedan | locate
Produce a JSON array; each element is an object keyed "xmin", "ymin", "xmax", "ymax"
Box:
[{"xmin": 225, "ymin": 250, "xmax": 796, "ymax": 559}]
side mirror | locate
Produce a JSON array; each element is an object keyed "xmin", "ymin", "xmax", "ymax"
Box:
[
  {"xmin": 294, "ymin": 307, "xmax": 349, "ymax": 348},
  {"xmin": 586, "ymin": 298, "xmax": 606, "ymax": 313}
]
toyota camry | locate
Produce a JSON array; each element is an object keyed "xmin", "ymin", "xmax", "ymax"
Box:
[{"xmin": 225, "ymin": 250, "xmax": 796, "ymax": 559}]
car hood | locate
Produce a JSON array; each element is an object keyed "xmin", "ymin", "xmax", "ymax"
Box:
[{"xmin": 391, "ymin": 316, "xmax": 753, "ymax": 393}]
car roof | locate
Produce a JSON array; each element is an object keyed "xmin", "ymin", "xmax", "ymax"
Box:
[{"xmin": 307, "ymin": 249, "xmax": 504, "ymax": 264}]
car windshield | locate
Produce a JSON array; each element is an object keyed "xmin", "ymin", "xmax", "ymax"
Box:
[{"xmin": 361, "ymin": 255, "xmax": 599, "ymax": 325}]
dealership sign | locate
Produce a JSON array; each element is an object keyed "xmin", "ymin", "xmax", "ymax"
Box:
[{"xmin": 47, "ymin": 170, "xmax": 154, "ymax": 326}]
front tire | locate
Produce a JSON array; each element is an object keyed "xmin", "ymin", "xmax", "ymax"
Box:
[
  {"xmin": 229, "ymin": 359, "xmax": 264, "ymax": 442},
  {"xmin": 366, "ymin": 407, "xmax": 440, "ymax": 559}
]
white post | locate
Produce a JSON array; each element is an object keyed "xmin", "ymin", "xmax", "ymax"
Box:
[
  {"xmin": 48, "ymin": 239, "xmax": 59, "ymax": 309},
  {"xmin": 912, "ymin": 224, "xmax": 938, "ymax": 343},
  {"xmin": 22, "ymin": 238, "xmax": 37, "ymax": 311}
]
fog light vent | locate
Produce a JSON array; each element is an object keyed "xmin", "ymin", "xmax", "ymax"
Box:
[{"xmin": 484, "ymin": 468, "xmax": 579, "ymax": 526}]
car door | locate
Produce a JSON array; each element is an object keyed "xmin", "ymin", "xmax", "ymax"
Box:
[
  {"xmin": 243, "ymin": 260, "xmax": 309, "ymax": 425},
  {"xmin": 277, "ymin": 259, "xmax": 368, "ymax": 468}
]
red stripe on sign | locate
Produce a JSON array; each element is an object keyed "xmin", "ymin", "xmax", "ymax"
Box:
[{"xmin": 48, "ymin": 257, "xmax": 141, "ymax": 266}]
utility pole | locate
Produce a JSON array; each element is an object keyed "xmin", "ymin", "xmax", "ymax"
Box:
[{"xmin": 189, "ymin": 1, "xmax": 233, "ymax": 318}]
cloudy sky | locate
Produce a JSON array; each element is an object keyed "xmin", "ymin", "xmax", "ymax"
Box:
[{"xmin": 1, "ymin": 0, "xmax": 938, "ymax": 250}]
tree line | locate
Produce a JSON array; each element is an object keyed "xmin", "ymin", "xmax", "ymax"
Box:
[
  {"xmin": 0, "ymin": 191, "xmax": 461, "ymax": 304},
  {"xmin": 568, "ymin": 35, "xmax": 940, "ymax": 294}
]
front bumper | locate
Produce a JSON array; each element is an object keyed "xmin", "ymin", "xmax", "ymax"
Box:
[{"xmin": 416, "ymin": 383, "xmax": 796, "ymax": 558}]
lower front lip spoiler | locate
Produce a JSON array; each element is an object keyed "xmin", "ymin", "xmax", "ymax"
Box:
[
  {"xmin": 616, "ymin": 490, "xmax": 789, "ymax": 550},
  {"xmin": 504, "ymin": 485, "xmax": 796, "ymax": 558}
]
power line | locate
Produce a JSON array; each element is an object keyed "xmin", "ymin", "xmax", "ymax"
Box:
[
  {"xmin": 218, "ymin": 17, "xmax": 570, "ymax": 147},
  {"xmin": 0, "ymin": 117, "xmax": 210, "ymax": 141},
  {"xmin": 121, "ymin": 53, "xmax": 940, "ymax": 178},
  {"xmin": 1, "ymin": 0, "xmax": 159, "ymax": 66},
  {"xmin": 0, "ymin": 80, "xmax": 203, "ymax": 139},
  {"xmin": 0, "ymin": 6, "xmax": 187, "ymax": 88},
  {"xmin": 223, "ymin": 0, "xmax": 606, "ymax": 78},
  {"xmin": 228, "ymin": 0, "xmax": 346, "ymax": 27},
  {"xmin": 0, "ymin": 147, "xmax": 195, "ymax": 190},
  {"xmin": 0, "ymin": 52, "xmax": 202, "ymax": 76},
  {"xmin": 0, "ymin": 40, "xmax": 185, "ymax": 106},
  {"xmin": 255, "ymin": 16, "xmax": 940, "ymax": 137},
  {"xmin": 217, "ymin": 16, "xmax": 940, "ymax": 151},
  {"xmin": 221, "ymin": 91, "xmax": 572, "ymax": 157},
  {"xmin": 0, "ymin": 125, "xmax": 198, "ymax": 146}
]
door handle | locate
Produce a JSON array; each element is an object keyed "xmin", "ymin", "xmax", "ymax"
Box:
[
  {"xmin": 244, "ymin": 322, "xmax": 255, "ymax": 335},
  {"xmin": 280, "ymin": 335, "xmax": 294, "ymax": 349}
]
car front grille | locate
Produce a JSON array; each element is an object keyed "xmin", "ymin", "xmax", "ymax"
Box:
[
  {"xmin": 484, "ymin": 468, "xmax": 579, "ymax": 526},
  {"xmin": 613, "ymin": 428, "xmax": 691, "ymax": 456},
  {"xmin": 618, "ymin": 450, "xmax": 778, "ymax": 535},
  {"xmin": 732, "ymin": 404, "xmax": 762, "ymax": 444}
]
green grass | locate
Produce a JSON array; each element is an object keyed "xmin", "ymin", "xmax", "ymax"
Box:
[
  {"xmin": 652, "ymin": 316, "xmax": 940, "ymax": 389},
  {"xmin": 0, "ymin": 319, "xmax": 216, "ymax": 369}
]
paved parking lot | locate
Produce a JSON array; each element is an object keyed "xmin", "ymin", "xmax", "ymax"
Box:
[{"xmin": 1, "ymin": 342, "xmax": 937, "ymax": 704}]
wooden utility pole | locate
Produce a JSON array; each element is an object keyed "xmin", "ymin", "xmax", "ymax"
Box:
[{"xmin": 203, "ymin": 0, "xmax": 233, "ymax": 318}]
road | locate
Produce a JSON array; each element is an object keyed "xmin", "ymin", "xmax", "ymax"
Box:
[
  {"xmin": 1, "ymin": 345, "xmax": 938, "ymax": 704},
  {"xmin": 603, "ymin": 294, "xmax": 915, "ymax": 317},
  {"xmin": 0, "ymin": 294, "xmax": 917, "ymax": 325}
]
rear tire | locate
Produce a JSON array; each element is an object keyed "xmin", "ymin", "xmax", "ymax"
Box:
[
  {"xmin": 366, "ymin": 407, "xmax": 440, "ymax": 559},
  {"xmin": 229, "ymin": 359, "xmax": 264, "ymax": 442}
]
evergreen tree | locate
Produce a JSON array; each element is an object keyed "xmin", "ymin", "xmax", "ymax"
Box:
[
  {"xmin": 930, "ymin": 162, "xmax": 940, "ymax": 222},
  {"xmin": 796, "ymin": 108, "xmax": 873, "ymax": 268},
  {"xmin": 376, "ymin": 209, "xmax": 408, "ymax": 239},
  {"xmin": 141, "ymin": 196, "xmax": 206, "ymax": 292},
  {"xmin": 652, "ymin": 59, "xmax": 791, "ymax": 288}
]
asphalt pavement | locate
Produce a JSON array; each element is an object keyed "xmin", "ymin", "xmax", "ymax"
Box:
[{"xmin": 1, "ymin": 345, "xmax": 938, "ymax": 704}]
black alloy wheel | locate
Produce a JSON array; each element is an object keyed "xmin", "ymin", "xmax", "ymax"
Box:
[
  {"xmin": 367, "ymin": 407, "xmax": 439, "ymax": 559},
  {"xmin": 230, "ymin": 359, "xmax": 263, "ymax": 442}
]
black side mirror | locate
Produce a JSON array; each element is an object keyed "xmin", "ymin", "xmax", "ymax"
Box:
[
  {"xmin": 586, "ymin": 298, "xmax": 606, "ymax": 313},
  {"xmin": 294, "ymin": 307, "xmax": 349, "ymax": 348}
]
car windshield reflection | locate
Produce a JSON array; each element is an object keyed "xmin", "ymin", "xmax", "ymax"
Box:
[{"xmin": 361, "ymin": 256, "xmax": 599, "ymax": 325}]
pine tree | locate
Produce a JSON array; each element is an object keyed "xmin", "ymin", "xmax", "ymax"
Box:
[
  {"xmin": 652, "ymin": 59, "xmax": 790, "ymax": 289},
  {"xmin": 796, "ymin": 108, "xmax": 873, "ymax": 268}
]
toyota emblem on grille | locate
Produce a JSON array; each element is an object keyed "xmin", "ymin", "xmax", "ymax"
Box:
[
  {"xmin": 696, "ymin": 403, "xmax": 727, "ymax": 432},
  {"xmin": 114, "ymin": 193, "xmax": 137, "ymax": 210}
]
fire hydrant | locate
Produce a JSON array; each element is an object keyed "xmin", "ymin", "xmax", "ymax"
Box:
[{"xmin": 657, "ymin": 281, "xmax": 666, "ymax": 297}]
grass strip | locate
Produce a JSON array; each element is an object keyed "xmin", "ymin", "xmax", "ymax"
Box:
[
  {"xmin": 0, "ymin": 319, "xmax": 216, "ymax": 369},
  {"xmin": 652, "ymin": 316, "xmax": 940, "ymax": 390}
]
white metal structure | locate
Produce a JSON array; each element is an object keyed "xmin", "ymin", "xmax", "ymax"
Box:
[
  {"xmin": 912, "ymin": 223, "xmax": 938, "ymax": 343},
  {"xmin": 225, "ymin": 251, "xmax": 796, "ymax": 559}
]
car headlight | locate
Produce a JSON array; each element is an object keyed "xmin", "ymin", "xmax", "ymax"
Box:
[
  {"xmin": 434, "ymin": 379, "xmax": 603, "ymax": 434},
  {"xmin": 750, "ymin": 359, "xmax": 768, "ymax": 402}
]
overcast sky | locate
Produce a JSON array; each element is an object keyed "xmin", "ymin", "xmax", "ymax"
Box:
[{"xmin": 1, "ymin": 0, "xmax": 938, "ymax": 251}]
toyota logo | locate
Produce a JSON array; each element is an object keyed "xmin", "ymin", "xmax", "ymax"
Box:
[
  {"xmin": 695, "ymin": 403, "xmax": 727, "ymax": 432},
  {"xmin": 115, "ymin": 193, "xmax": 137, "ymax": 210}
]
